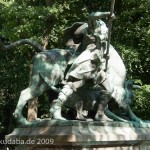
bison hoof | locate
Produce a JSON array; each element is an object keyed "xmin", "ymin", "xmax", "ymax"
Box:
[
  {"xmin": 50, "ymin": 105, "xmax": 66, "ymax": 121},
  {"xmin": 13, "ymin": 112, "xmax": 32, "ymax": 125},
  {"xmin": 95, "ymin": 113, "xmax": 112, "ymax": 121},
  {"xmin": 13, "ymin": 111, "xmax": 22, "ymax": 119}
]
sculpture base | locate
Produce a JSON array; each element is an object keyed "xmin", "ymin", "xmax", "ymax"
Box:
[{"xmin": 5, "ymin": 119, "xmax": 150, "ymax": 150}]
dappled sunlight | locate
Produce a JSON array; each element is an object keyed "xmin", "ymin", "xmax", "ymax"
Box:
[
  {"xmin": 12, "ymin": 48, "xmax": 73, "ymax": 126},
  {"xmin": 6, "ymin": 120, "xmax": 150, "ymax": 149}
]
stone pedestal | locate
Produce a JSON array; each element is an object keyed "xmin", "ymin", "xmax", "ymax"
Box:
[{"xmin": 5, "ymin": 120, "xmax": 150, "ymax": 150}]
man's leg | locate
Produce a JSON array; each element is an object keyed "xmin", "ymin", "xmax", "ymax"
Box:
[
  {"xmin": 50, "ymin": 80, "xmax": 85, "ymax": 120},
  {"xmin": 95, "ymin": 91, "xmax": 112, "ymax": 121}
]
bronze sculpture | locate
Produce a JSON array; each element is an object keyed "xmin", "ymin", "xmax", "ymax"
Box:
[{"xmin": 0, "ymin": 10, "xmax": 144, "ymax": 125}]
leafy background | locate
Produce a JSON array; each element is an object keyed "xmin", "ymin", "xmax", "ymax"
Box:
[{"xmin": 0, "ymin": 0, "xmax": 150, "ymax": 146}]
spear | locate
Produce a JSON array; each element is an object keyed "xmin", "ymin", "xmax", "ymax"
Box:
[
  {"xmin": 106, "ymin": 0, "xmax": 116, "ymax": 56},
  {"xmin": 105, "ymin": 0, "xmax": 116, "ymax": 70}
]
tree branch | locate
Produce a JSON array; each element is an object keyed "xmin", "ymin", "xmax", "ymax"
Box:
[{"xmin": 0, "ymin": 39, "xmax": 46, "ymax": 51}]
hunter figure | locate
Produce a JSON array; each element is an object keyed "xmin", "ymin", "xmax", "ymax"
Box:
[{"xmin": 50, "ymin": 12, "xmax": 114, "ymax": 120}]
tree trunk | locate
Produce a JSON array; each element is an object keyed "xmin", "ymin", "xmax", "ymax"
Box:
[
  {"xmin": 27, "ymin": 64, "xmax": 38, "ymax": 121},
  {"xmin": 42, "ymin": 15, "xmax": 54, "ymax": 49},
  {"xmin": 27, "ymin": 98, "xmax": 38, "ymax": 121}
]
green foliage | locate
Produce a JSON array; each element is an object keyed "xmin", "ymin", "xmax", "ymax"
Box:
[
  {"xmin": 0, "ymin": 0, "xmax": 150, "ymax": 145},
  {"xmin": 113, "ymin": 0, "xmax": 150, "ymax": 119},
  {"xmin": 0, "ymin": 50, "xmax": 30, "ymax": 137},
  {"xmin": 132, "ymin": 84, "xmax": 150, "ymax": 120},
  {"xmin": 0, "ymin": 1, "xmax": 88, "ymax": 48},
  {"xmin": 0, "ymin": 0, "xmax": 88, "ymax": 138},
  {"xmin": 113, "ymin": 0, "xmax": 150, "ymax": 83}
]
